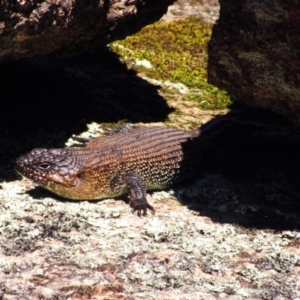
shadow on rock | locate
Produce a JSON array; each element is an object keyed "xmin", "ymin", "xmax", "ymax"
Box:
[
  {"xmin": 0, "ymin": 46, "xmax": 172, "ymax": 180},
  {"xmin": 176, "ymin": 110, "xmax": 300, "ymax": 231}
]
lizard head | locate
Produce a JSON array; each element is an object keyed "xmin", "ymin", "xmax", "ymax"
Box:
[{"xmin": 15, "ymin": 148, "xmax": 81, "ymax": 196}]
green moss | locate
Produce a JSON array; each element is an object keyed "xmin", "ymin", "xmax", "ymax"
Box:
[{"xmin": 110, "ymin": 17, "xmax": 232, "ymax": 110}]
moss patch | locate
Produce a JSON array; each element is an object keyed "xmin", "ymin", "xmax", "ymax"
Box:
[{"xmin": 110, "ymin": 17, "xmax": 231, "ymax": 110}]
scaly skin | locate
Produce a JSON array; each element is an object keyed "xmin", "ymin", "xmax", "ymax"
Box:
[{"xmin": 15, "ymin": 122, "xmax": 221, "ymax": 215}]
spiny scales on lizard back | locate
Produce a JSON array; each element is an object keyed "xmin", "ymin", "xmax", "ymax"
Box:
[{"xmin": 15, "ymin": 120, "xmax": 224, "ymax": 216}]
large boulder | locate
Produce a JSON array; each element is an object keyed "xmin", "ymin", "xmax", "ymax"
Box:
[
  {"xmin": 0, "ymin": 0, "xmax": 174, "ymax": 61},
  {"xmin": 208, "ymin": 0, "xmax": 300, "ymax": 125}
]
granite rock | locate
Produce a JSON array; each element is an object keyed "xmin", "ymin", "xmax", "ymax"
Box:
[{"xmin": 208, "ymin": 0, "xmax": 300, "ymax": 124}]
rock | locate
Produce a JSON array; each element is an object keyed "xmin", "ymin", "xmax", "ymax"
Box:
[
  {"xmin": 208, "ymin": 0, "xmax": 300, "ymax": 125},
  {"xmin": 0, "ymin": 0, "xmax": 174, "ymax": 61},
  {"xmin": 161, "ymin": 0, "xmax": 219, "ymax": 23}
]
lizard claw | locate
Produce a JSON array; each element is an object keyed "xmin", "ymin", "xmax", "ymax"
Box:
[
  {"xmin": 130, "ymin": 201, "xmax": 155, "ymax": 217},
  {"xmin": 112, "ymin": 172, "xmax": 155, "ymax": 217}
]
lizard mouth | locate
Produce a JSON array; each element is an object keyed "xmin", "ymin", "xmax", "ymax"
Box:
[
  {"xmin": 15, "ymin": 165, "xmax": 48, "ymax": 185},
  {"xmin": 15, "ymin": 168, "xmax": 34, "ymax": 183},
  {"xmin": 15, "ymin": 157, "xmax": 53, "ymax": 187}
]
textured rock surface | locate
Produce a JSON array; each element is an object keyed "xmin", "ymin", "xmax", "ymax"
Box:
[
  {"xmin": 161, "ymin": 0, "xmax": 219, "ymax": 23},
  {"xmin": 0, "ymin": 0, "xmax": 174, "ymax": 61},
  {"xmin": 2, "ymin": 113, "xmax": 300, "ymax": 299},
  {"xmin": 208, "ymin": 0, "xmax": 300, "ymax": 124}
]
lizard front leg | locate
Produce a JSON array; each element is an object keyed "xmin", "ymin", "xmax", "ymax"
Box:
[{"xmin": 110, "ymin": 173, "xmax": 155, "ymax": 216}]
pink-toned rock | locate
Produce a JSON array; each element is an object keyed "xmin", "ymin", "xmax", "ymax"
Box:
[{"xmin": 0, "ymin": 0, "xmax": 174, "ymax": 61}]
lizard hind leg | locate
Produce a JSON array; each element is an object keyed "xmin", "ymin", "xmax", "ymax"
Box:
[{"xmin": 110, "ymin": 173, "xmax": 155, "ymax": 216}]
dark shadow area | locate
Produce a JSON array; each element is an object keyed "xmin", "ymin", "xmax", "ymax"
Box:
[
  {"xmin": 175, "ymin": 108, "xmax": 300, "ymax": 231},
  {"xmin": 0, "ymin": 46, "xmax": 172, "ymax": 180}
]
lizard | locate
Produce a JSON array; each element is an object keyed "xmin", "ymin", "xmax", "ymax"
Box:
[{"xmin": 15, "ymin": 118, "xmax": 227, "ymax": 216}]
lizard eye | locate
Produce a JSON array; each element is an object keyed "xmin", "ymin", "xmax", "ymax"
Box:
[
  {"xmin": 38, "ymin": 163, "xmax": 50, "ymax": 170},
  {"xmin": 77, "ymin": 173, "xmax": 84, "ymax": 179}
]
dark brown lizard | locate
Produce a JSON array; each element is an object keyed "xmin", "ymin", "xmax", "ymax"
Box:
[{"xmin": 15, "ymin": 119, "xmax": 225, "ymax": 216}]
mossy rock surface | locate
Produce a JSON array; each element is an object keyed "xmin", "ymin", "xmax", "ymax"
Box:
[{"xmin": 110, "ymin": 17, "xmax": 232, "ymax": 115}]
